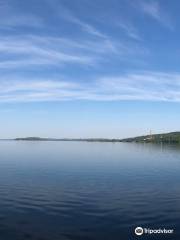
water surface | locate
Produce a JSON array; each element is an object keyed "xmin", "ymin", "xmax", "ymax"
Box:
[{"xmin": 0, "ymin": 141, "xmax": 180, "ymax": 240}]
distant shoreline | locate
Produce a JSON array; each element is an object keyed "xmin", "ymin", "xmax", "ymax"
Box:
[
  {"xmin": 0, "ymin": 132, "xmax": 179, "ymax": 143},
  {"xmin": 10, "ymin": 132, "xmax": 180, "ymax": 144},
  {"xmin": 14, "ymin": 137, "xmax": 122, "ymax": 142}
]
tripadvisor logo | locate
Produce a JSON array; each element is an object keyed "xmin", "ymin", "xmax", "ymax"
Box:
[
  {"xmin": 135, "ymin": 227, "xmax": 174, "ymax": 236},
  {"xmin": 135, "ymin": 227, "xmax": 143, "ymax": 236}
]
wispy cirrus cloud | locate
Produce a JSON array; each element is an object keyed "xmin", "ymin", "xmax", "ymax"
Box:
[
  {"xmin": 134, "ymin": 0, "xmax": 173, "ymax": 30},
  {"xmin": 0, "ymin": 0, "xmax": 149, "ymax": 71},
  {"xmin": 0, "ymin": 34, "xmax": 147, "ymax": 69},
  {"xmin": 62, "ymin": 11, "xmax": 106, "ymax": 39},
  {"xmin": 1, "ymin": 72, "xmax": 180, "ymax": 102},
  {"xmin": 0, "ymin": 35, "xmax": 98, "ymax": 68},
  {"xmin": 117, "ymin": 21, "xmax": 140, "ymax": 40},
  {"xmin": 45, "ymin": 0, "xmax": 112, "ymax": 39}
]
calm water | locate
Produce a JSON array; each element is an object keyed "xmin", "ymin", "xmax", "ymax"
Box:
[{"xmin": 0, "ymin": 141, "xmax": 180, "ymax": 240}]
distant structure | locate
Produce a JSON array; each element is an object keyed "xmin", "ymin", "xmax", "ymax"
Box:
[
  {"xmin": 143, "ymin": 130, "xmax": 153, "ymax": 141},
  {"xmin": 149, "ymin": 130, "xmax": 153, "ymax": 140}
]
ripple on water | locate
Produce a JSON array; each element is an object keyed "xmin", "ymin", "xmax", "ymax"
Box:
[{"xmin": 0, "ymin": 142, "xmax": 180, "ymax": 239}]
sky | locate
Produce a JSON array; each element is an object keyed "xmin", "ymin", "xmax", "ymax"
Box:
[{"xmin": 0, "ymin": 0, "xmax": 180, "ymax": 138}]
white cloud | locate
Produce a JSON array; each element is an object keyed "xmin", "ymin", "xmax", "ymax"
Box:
[
  {"xmin": 0, "ymin": 1, "xmax": 149, "ymax": 70},
  {"xmin": 0, "ymin": 34, "xmax": 147, "ymax": 69},
  {"xmin": 135, "ymin": 0, "xmax": 173, "ymax": 29},
  {"xmin": 117, "ymin": 21, "xmax": 140, "ymax": 40},
  {"xmin": 0, "ymin": 36, "xmax": 97, "ymax": 68},
  {"xmin": 1, "ymin": 72, "xmax": 180, "ymax": 102},
  {"xmin": 45, "ymin": 0, "xmax": 107, "ymax": 39},
  {"xmin": 63, "ymin": 12, "xmax": 106, "ymax": 38}
]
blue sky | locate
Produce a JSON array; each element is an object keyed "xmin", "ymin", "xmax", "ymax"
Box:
[{"xmin": 0, "ymin": 0, "xmax": 180, "ymax": 138}]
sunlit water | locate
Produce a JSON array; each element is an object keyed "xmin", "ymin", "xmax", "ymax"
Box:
[{"xmin": 0, "ymin": 141, "xmax": 180, "ymax": 240}]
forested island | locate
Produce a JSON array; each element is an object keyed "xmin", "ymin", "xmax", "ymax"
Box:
[{"xmin": 14, "ymin": 132, "xmax": 180, "ymax": 144}]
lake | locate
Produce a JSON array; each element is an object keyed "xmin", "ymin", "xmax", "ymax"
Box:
[{"xmin": 0, "ymin": 141, "xmax": 180, "ymax": 240}]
